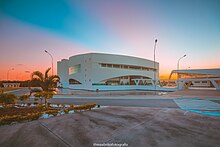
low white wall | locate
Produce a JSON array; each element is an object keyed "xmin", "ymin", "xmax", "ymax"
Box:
[{"xmin": 69, "ymin": 85, "xmax": 176, "ymax": 91}]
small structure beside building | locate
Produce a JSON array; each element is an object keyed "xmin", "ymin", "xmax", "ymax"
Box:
[
  {"xmin": 169, "ymin": 68, "xmax": 220, "ymax": 90},
  {"xmin": 3, "ymin": 83, "xmax": 20, "ymax": 88}
]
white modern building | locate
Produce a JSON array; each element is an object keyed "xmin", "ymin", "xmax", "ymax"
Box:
[
  {"xmin": 169, "ymin": 68, "xmax": 220, "ymax": 90},
  {"xmin": 57, "ymin": 53, "xmax": 159, "ymax": 91}
]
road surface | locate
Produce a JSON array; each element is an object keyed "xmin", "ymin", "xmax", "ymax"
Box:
[
  {"xmin": 49, "ymin": 98, "xmax": 179, "ymax": 108},
  {"xmin": 5, "ymin": 88, "xmax": 30, "ymax": 96}
]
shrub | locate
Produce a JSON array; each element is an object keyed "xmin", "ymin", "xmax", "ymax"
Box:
[
  {"xmin": 37, "ymin": 104, "xmax": 46, "ymax": 111},
  {"xmin": 18, "ymin": 94, "xmax": 30, "ymax": 101},
  {"xmin": 73, "ymin": 103, "xmax": 96, "ymax": 112},
  {"xmin": 0, "ymin": 112, "xmax": 43, "ymax": 125},
  {"xmin": 63, "ymin": 109, "xmax": 69, "ymax": 114},
  {"xmin": 46, "ymin": 110, "xmax": 59, "ymax": 116},
  {"xmin": 0, "ymin": 103, "xmax": 97, "ymax": 125},
  {"xmin": 70, "ymin": 104, "xmax": 74, "ymax": 108},
  {"xmin": 0, "ymin": 93, "xmax": 17, "ymax": 106}
]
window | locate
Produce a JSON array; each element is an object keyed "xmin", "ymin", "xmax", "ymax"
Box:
[
  {"xmin": 101, "ymin": 64, "xmax": 107, "ymax": 67},
  {"xmin": 93, "ymin": 75, "xmax": 151, "ymax": 86},
  {"xmin": 113, "ymin": 64, "xmax": 120, "ymax": 68},
  {"xmin": 69, "ymin": 79, "xmax": 81, "ymax": 84},
  {"xmin": 142, "ymin": 67, "xmax": 147, "ymax": 71},
  {"xmin": 99, "ymin": 63, "xmax": 156, "ymax": 71},
  {"xmin": 69, "ymin": 64, "xmax": 81, "ymax": 75},
  {"xmin": 107, "ymin": 64, "xmax": 112, "ymax": 68}
]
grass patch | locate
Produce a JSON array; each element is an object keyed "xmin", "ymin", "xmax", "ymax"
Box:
[{"xmin": 0, "ymin": 103, "xmax": 97, "ymax": 125}]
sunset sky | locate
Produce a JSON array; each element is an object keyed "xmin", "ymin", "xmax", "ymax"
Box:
[{"xmin": 0, "ymin": 0, "xmax": 219, "ymax": 81}]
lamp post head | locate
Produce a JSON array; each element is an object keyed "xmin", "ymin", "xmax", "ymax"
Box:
[
  {"xmin": 183, "ymin": 54, "xmax": 186, "ymax": 57},
  {"xmin": 45, "ymin": 50, "xmax": 48, "ymax": 53},
  {"xmin": 155, "ymin": 39, "xmax": 157, "ymax": 43}
]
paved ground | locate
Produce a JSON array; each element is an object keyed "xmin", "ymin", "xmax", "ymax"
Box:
[
  {"xmin": 57, "ymin": 88, "xmax": 220, "ymax": 97},
  {"xmin": 1, "ymin": 89, "xmax": 220, "ymax": 147},
  {"xmin": 166, "ymin": 89, "xmax": 220, "ymax": 98},
  {"xmin": 5, "ymin": 88, "xmax": 30, "ymax": 96},
  {"xmin": 49, "ymin": 98, "xmax": 180, "ymax": 108},
  {"xmin": 50, "ymin": 89, "xmax": 220, "ymax": 111},
  {"xmin": 0, "ymin": 107, "xmax": 220, "ymax": 147}
]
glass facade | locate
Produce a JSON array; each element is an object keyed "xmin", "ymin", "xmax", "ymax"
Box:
[
  {"xmin": 93, "ymin": 75, "xmax": 152, "ymax": 86},
  {"xmin": 99, "ymin": 63, "xmax": 156, "ymax": 72}
]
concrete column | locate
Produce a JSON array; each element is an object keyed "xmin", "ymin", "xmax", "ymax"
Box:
[{"xmin": 210, "ymin": 80, "xmax": 220, "ymax": 90}]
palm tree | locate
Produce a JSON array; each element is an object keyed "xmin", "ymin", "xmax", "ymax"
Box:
[
  {"xmin": 34, "ymin": 92, "xmax": 43, "ymax": 104},
  {"xmin": 31, "ymin": 68, "xmax": 59, "ymax": 109},
  {"xmin": 31, "ymin": 68, "xmax": 60, "ymax": 91},
  {"xmin": 33, "ymin": 91, "xmax": 54, "ymax": 109},
  {"xmin": 41, "ymin": 91, "xmax": 54, "ymax": 109}
]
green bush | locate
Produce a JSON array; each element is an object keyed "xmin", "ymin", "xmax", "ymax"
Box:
[
  {"xmin": 0, "ymin": 103, "xmax": 97, "ymax": 125},
  {"xmin": 46, "ymin": 110, "xmax": 59, "ymax": 116},
  {"xmin": 73, "ymin": 103, "xmax": 96, "ymax": 112},
  {"xmin": 0, "ymin": 112, "xmax": 43, "ymax": 125},
  {"xmin": 0, "ymin": 93, "xmax": 17, "ymax": 106},
  {"xmin": 37, "ymin": 105, "xmax": 46, "ymax": 111},
  {"xmin": 63, "ymin": 109, "xmax": 69, "ymax": 114}
]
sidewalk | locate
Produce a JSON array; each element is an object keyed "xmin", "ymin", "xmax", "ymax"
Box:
[{"xmin": 174, "ymin": 98, "xmax": 220, "ymax": 110}]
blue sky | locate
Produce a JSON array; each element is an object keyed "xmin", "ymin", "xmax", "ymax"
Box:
[{"xmin": 0, "ymin": 0, "xmax": 219, "ymax": 80}]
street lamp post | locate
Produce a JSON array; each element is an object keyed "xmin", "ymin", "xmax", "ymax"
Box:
[
  {"xmin": 177, "ymin": 54, "xmax": 186, "ymax": 89},
  {"xmin": 7, "ymin": 68, "xmax": 14, "ymax": 81},
  {"xmin": 153, "ymin": 39, "xmax": 158, "ymax": 93},
  {"xmin": 45, "ymin": 50, "xmax": 53, "ymax": 76}
]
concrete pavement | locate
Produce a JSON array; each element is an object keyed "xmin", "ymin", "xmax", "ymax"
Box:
[
  {"xmin": 5, "ymin": 88, "xmax": 30, "ymax": 96},
  {"xmin": 1, "ymin": 89, "xmax": 220, "ymax": 146},
  {"xmin": 5, "ymin": 88, "xmax": 220, "ymax": 113},
  {"xmin": 49, "ymin": 98, "xmax": 180, "ymax": 108},
  {"xmin": 0, "ymin": 107, "xmax": 220, "ymax": 147},
  {"xmin": 174, "ymin": 98, "xmax": 220, "ymax": 110}
]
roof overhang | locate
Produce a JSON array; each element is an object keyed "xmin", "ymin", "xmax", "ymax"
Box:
[{"xmin": 171, "ymin": 68, "xmax": 220, "ymax": 76}]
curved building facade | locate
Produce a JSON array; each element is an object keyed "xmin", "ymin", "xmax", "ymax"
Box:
[{"xmin": 57, "ymin": 53, "xmax": 159, "ymax": 90}]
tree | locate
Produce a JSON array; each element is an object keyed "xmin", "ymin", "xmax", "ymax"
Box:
[
  {"xmin": 38, "ymin": 91, "xmax": 54, "ymax": 109},
  {"xmin": 33, "ymin": 91, "xmax": 54, "ymax": 109},
  {"xmin": 31, "ymin": 68, "xmax": 60, "ymax": 91},
  {"xmin": 34, "ymin": 92, "xmax": 44, "ymax": 104},
  {"xmin": 18, "ymin": 94, "xmax": 30, "ymax": 106},
  {"xmin": 0, "ymin": 93, "xmax": 17, "ymax": 107}
]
